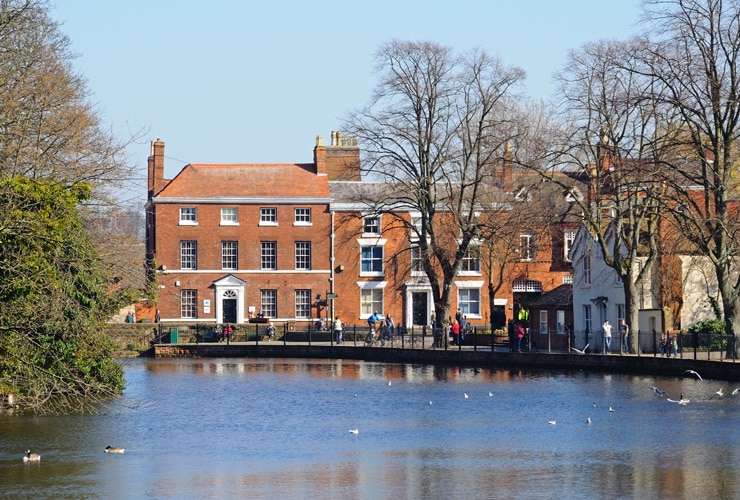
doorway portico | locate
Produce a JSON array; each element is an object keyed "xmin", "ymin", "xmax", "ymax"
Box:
[{"xmin": 213, "ymin": 274, "xmax": 246, "ymax": 324}]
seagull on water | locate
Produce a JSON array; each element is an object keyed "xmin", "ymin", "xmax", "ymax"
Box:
[
  {"xmin": 348, "ymin": 429, "xmax": 359, "ymax": 434},
  {"xmin": 464, "ymin": 393, "xmax": 469, "ymax": 399},
  {"xmin": 609, "ymin": 407, "xmax": 616, "ymax": 412},
  {"xmin": 105, "ymin": 446, "xmax": 125, "ymax": 454},
  {"xmin": 710, "ymin": 387, "xmax": 724, "ymax": 400},
  {"xmin": 732, "ymin": 388, "xmax": 740, "ymax": 396},
  {"xmin": 23, "ymin": 450, "xmax": 40, "ymax": 462},
  {"xmin": 586, "ymin": 417, "xmax": 592, "ymax": 424},
  {"xmin": 488, "ymin": 391, "xmax": 493, "ymax": 397},
  {"xmin": 548, "ymin": 420, "xmax": 556, "ymax": 425},
  {"xmin": 682, "ymin": 370, "xmax": 703, "ymax": 380},
  {"xmin": 387, "ymin": 381, "xmax": 392, "ymax": 386}
]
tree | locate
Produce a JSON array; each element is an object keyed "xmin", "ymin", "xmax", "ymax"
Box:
[
  {"xmin": 544, "ymin": 37, "xmax": 672, "ymax": 353},
  {"xmin": 0, "ymin": 0, "xmax": 145, "ymax": 296},
  {"xmin": 633, "ymin": 0, "xmax": 740, "ymax": 357},
  {"xmin": 0, "ymin": 177, "xmax": 124, "ymax": 413},
  {"xmin": 0, "ymin": 1, "xmax": 139, "ymax": 411},
  {"xmin": 343, "ymin": 40, "xmax": 525, "ymax": 337}
]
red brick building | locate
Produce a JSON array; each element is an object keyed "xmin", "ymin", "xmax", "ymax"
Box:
[{"xmin": 146, "ymin": 133, "xmax": 579, "ymax": 330}]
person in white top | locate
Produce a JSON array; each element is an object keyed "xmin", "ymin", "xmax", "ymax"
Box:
[
  {"xmin": 334, "ymin": 317, "xmax": 343, "ymax": 344},
  {"xmin": 603, "ymin": 320, "xmax": 613, "ymax": 354}
]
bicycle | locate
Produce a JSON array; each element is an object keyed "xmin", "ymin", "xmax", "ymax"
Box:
[{"xmin": 365, "ymin": 331, "xmax": 385, "ymax": 347}]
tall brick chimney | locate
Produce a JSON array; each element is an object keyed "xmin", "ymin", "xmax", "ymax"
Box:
[
  {"xmin": 314, "ymin": 134, "xmax": 327, "ymax": 177},
  {"xmin": 314, "ymin": 131, "xmax": 361, "ymax": 181},
  {"xmin": 148, "ymin": 139, "xmax": 166, "ymax": 198}
]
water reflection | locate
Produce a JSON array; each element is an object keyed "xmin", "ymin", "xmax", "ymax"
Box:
[{"xmin": 0, "ymin": 358, "xmax": 738, "ymax": 499}]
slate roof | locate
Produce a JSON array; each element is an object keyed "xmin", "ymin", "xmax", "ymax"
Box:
[{"xmin": 527, "ymin": 284, "xmax": 573, "ymax": 308}]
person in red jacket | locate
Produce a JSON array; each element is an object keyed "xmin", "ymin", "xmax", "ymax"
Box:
[{"xmin": 451, "ymin": 319, "xmax": 460, "ymax": 346}]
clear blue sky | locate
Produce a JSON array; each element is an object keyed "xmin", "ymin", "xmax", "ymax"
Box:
[{"xmin": 51, "ymin": 0, "xmax": 641, "ymax": 185}]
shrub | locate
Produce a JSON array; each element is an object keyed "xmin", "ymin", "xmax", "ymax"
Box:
[{"xmin": 688, "ymin": 320, "xmax": 727, "ymax": 351}]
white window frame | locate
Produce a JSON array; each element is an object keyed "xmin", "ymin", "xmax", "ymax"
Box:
[
  {"xmin": 358, "ymin": 238, "xmax": 386, "ymax": 277},
  {"xmin": 583, "ymin": 255, "xmax": 591, "ymax": 285},
  {"xmin": 557, "ymin": 310, "xmax": 565, "ymax": 334},
  {"xmin": 220, "ymin": 207, "xmax": 238, "ymax": 226},
  {"xmin": 221, "ymin": 241, "xmax": 238, "ymax": 270},
  {"xmin": 539, "ymin": 310, "xmax": 549, "ymax": 334},
  {"xmin": 181, "ymin": 289, "xmax": 197, "ymax": 319},
  {"xmin": 455, "ymin": 281, "xmax": 482, "ymax": 318},
  {"xmin": 411, "ymin": 245, "xmax": 424, "ymax": 274},
  {"xmin": 295, "ymin": 241, "xmax": 311, "ymax": 270},
  {"xmin": 261, "ymin": 241, "xmax": 277, "ymax": 270},
  {"xmin": 179, "ymin": 207, "xmax": 197, "ymax": 225},
  {"xmin": 294, "ymin": 207, "xmax": 312, "ymax": 226},
  {"xmin": 180, "ymin": 241, "xmax": 197, "ymax": 270},
  {"xmin": 410, "ymin": 214, "xmax": 423, "ymax": 239},
  {"xmin": 295, "ymin": 289, "xmax": 311, "ymax": 319},
  {"xmin": 260, "ymin": 207, "xmax": 277, "ymax": 226},
  {"xmin": 459, "ymin": 245, "xmax": 481, "ymax": 275},
  {"xmin": 520, "ymin": 233, "xmax": 536, "ymax": 261},
  {"xmin": 260, "ymin": 289, "xmax": 277, "ymax": 318},
  {"xmin": 363, "ymin": 216, "xmax": 381, "ymax": 236},
  {"xmin": 359, "ymin": 285, "xmax": 385, "ymax": 318},
  {"xmin": 564, "ymin": 231, "xmax": 576, "ymax": 262}
]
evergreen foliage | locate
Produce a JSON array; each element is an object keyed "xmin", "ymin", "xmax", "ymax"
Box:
[{"xmin": 0, "ymin": 177, "xmax": 124, "ymax": 412}]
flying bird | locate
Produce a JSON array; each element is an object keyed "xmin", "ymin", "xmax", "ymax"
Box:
[
  {"xmin": 650, "ymin": 386, "xmax": 668, "ymax": 398},
  {"xmin": 710, "ymin": 387, "xmax": 724, "ymax": 400},
  {"xmin": 666, "ymin": 393, "xmax": 691, "ymax": 404},
  {"xmin": 23, "ymin": 450, "xmax": 40, "ymax": 462},
  {"xmin": 732, "ymin": 388, "xmax": 740, "ymax": 396},
  {"xmin": 570, "ymin": 343, "xmax": 589, "ymax": 355},
  {"xmin": 682, "ymin": 370, "xmax": 703, "ymax": 380}
]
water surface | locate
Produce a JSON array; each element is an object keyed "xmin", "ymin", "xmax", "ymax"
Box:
[{"xmin": 0, "ymin": 358, "xmax": 738, "ymax": 499}]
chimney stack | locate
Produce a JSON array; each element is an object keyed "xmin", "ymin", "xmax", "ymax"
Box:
[{"xmin": 148, "ymin": 139, "xmax": 166, "ymax": 198}]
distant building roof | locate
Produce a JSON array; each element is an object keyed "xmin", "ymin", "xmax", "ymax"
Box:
[{"xmin": 156, "ymin": 163, "xmax": 330, "ymax": 200}]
